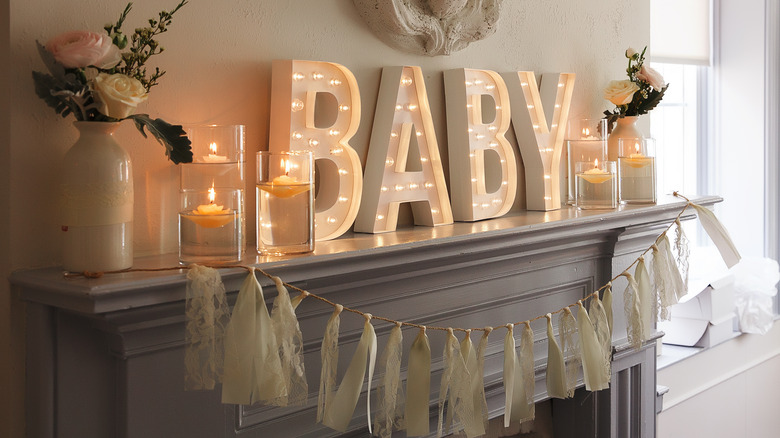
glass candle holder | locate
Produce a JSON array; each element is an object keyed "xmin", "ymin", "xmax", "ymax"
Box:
[
  {"xmin": 575, "ymin": 159, "xmax": 617, "ymax": 210},
  {"xmin": 256, "ymin": 151, "xmax": 314, "ymax": 256},
  {"xmin": 179, "ymin": 125, "xmax": 246, "ymax": 263},
  {"xmin": 618, "ymin": 138, "xmax": 656, "ymax": 204},
  {"xmin": 179, "ymin": 188, "xmax": 244, "ymax": 264},
  {"xmin": 566, "ymin": 118, "xmax": 608, "ymax": 204}
]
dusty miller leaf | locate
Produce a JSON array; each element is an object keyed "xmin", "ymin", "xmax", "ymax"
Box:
[{"xmin": 127, "ymin": 114, "xmax": 193, "ymax": 164}]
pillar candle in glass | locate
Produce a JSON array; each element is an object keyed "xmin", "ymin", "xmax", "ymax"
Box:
[
  {"xmin": 618, "ymin": 138, "xmax": 657, "ymax": 204},
  {"xmin": 179, "ymin": 188, "xmax": 243, "ymax": 264},
  {"xmin": 256, "ymin": 151, "xmax": 314, "ymax": 255},
  {"xmin": 179, "ymin": 125, "xmax": 246, "ymax": 263},
  {"xmin": 575, "ymin": 159, "xmax": 617, "ymax": 209},
  {"xmin": 566, "ymin": 118, "xmax": 608, "ymax": 204}
]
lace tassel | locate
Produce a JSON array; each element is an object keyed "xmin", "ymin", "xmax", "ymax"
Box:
[
  {"xmin": 322, "ymin": 314, "xmax": 378, "ymax": 433},
  {"xmin": 559, "ymin": 307, "xmax": 579, "ymax": 398},
  {"xmin": 406, "ymin": 327, "xmax": 431, "ymax": 437},
  {"xmin": 651, "ymin": 243, "xmax": 679, "ymax": 320},
  {"xmin": 692, "ymin": 203, "xmax": 742, "ymax": 268},
  {"xmin": 577, "ymin": 302, "xmax": 609, "ymax": 391},
  {"xmin": 589, "ymin": 295, "xmax": 612, "ymax": 377},
  {"xmin": 673, "ymin": 219, "xmax": 691, "ymax": 291},
  {"xmin": 317, "ymin": 305, "xmax": 342, "ymax": 423},
  {"xmin": 251, "ymin": 270, "xmax": 286, "ymax": 405},
  {"xmin": 545, "ymin": 314, "xmax": 567, "ymax": 399},
  {"xmin": 437, "ymin": 329, "xmax": 480, "ymax": 438},
  {"xmin": 458, "ymin": 331, "xmax": 487, "ymax": 438},
  {"xmin": 374, "ymin": 323, "xmax": 404, "ymax": 438},
  {"xmin": 270, "ymin": 276, "xmax": 308, "ymax": 407},
  {"xmin": 635, "ymin": 258, "xmax": 655, "ymax": 334},
  {"xmin": 657, "ymin": 234, "xmax": 687, "ymax": 301},
  {"xmin": 184, "ymin": 264, "xmax": 229, "ymax": 391},
  {"xmin": 519, "ymin": 322, "xmax": 536, "ymax": 422},
  {"xmin": 622, "ymin": 273, "xmax": 644, "ymax": 349}
]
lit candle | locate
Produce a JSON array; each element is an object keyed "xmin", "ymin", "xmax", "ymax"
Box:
[
  {"xmin": 188, "ymin": 185, "xmax": 233, "ymax": 228},
  {"xmin": 624, "ymin": 142, "xmax": 652, "ymax": 168},
  {"xmin": 581, "ymin": 158, "xmax": 613, "ymax": 184},
  {"xmin": 259, "ymin": 158, "xmax": 311, "ymax": 198},
  {"xmin": 581, "ymin": 127, "xmax": 599, "ymax": 140},
  {"xmin": 200, "ymin": 142, "xmax": 229, "ymax": 163}
]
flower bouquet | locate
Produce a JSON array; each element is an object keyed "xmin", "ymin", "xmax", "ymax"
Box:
[
  {"xmin": 603, "ymin": 46, "xmax": 668, "ymax": 131},
  {"xmin": 32, "ymin": 1, "xmax": 192, "ymax": 163}
]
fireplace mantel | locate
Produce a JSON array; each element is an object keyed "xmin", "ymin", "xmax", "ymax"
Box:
[{"xmin": 12, "ymin": 195, "xmax": 719, "ymax": 438}]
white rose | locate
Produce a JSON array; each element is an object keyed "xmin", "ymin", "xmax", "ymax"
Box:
[
  {"xmin": 92, "ymin": 73, "xmax": 148, "ymax": 119},
  {"xmin": 603, "ymin": 80, "xmax": 639, "ymax": 106},
  {"xmin": 636, "ymin": 65, "xmax": 665, "ymax": 91}
]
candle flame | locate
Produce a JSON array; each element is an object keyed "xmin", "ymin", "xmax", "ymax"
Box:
[
  {"xmin": 281, "ymin": 158, "xmax": 292, "ymax": 176},
  {"xmin": 208, "ymin": 183, "xmax": 216, "ymax": 204},
  {"xmin": 582, "ymin": 127, "xmax": 590, "ymax": 136},
  {"xmin": 634, "ymin": 142, "xmax": 640, "ymax": 154},
  {"xmin": 594, "ymin": 158, "xmax": 599, "ymax": 168},
  {"xmin": 209, "ymin": 142, "xmax": 218, "ymax": 154}
]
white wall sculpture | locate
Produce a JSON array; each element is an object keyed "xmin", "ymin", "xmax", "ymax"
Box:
[{"xmin": 352, "ymin": 0, "xmax": 503, "ymax": 56}]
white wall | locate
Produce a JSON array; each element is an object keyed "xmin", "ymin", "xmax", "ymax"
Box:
[{"xmin": 3, "ymin": 0, "xmax": 650, "ymax": 434}]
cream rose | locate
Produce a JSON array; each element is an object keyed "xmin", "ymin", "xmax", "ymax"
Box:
[
  {"xmin": 92, "ymin": 73, "xmax": 148, "ymax": 119},
  {"xmin": 636, "ymin": 65, "xmax": 665, "ymax": 91},
  {"xmin": 45, "ymin": 30, "xmax": 121, "ymax": 69},
  {"xmin": 603, "ymin": 80, "xmax": 639, "ymax": 106}
]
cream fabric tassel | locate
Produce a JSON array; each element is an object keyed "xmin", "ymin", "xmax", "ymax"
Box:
[
  {"xmin": 270, "ymin": 276, "xmax": 308, "ymax": 407},
  {"xmin": 589, "ymin": 295, "xmax": 612, "ymax": 375},
  {"xmin": 374, "ymin": 323, "xmax": 404, "ymax": 438},
  {"xmin": 437, "ymin": 329, "xmax": 481, "ymax": 438},
  {"xmin": 577, "ymin": 302, "xmax": 609, "ymax": 391},
  {"xmin": 651, "ymin": 243, "xmax": 680, "ymax": 320},
  {"xmin": 323, "ymin": 314, "xmax": 378, "ymax": 433},
  {"xmin": 559, "ymin": 307, "xmax": 579, "ymax": 398},
  {"xmin": 622, "ymin": 273, "xmax": 644, "ymax": 350},
  {"xmin": 405, "ymin": 327, "xmax": 431, "ymax": 437},
  {"xmin": 603, "ymin": 283, "xmax": 614, "ymax": 335},
  {"xmin": 184, "ymin": 264, "xmax": 229, "ymax": 391},
  {"xmin": 504, "ymin": 324, "xmax": 534, "ymax": 427},
  {"xmin": 692, "ymin": 203, "xmax": 742, "ymax": 268},
  {"xmin": 317, "ymin": 305, "xmax": 342, "ymax": 423},
  {"xmin": 673, "ymin": 219, "xmax": 691, "ymax": 291},
  {"xmin": 634, "ymin": 258, "xmax": 655, "ymax": 334},
  {"xmin": 460, "ymin": 330, "xmax": 489, "ymax": 434},
  {"xmin": 545, "ymin": 314, "xmax": 567, "ymax": 399},
  {"xmin": 518, "ymin": 322, "xmax": 535, "ymax": 421},
  {"xmin": 657, "ymin": 234, "xmax": 687, "ymax": 301},
  {"xmin": 221, "ymin": 268, "xmax": 285, "ymax": 405}
]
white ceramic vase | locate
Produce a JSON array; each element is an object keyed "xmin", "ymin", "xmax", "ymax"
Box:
[
  {"xmin": 607, "ymin": 116, "xmax": 643, "ymax": 162},
  {"xmin": 61, "ymin": 122, "xmax": 133, "ymax": 272}
]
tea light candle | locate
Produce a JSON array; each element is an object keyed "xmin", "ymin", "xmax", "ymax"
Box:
[
  {"xmin": 188, "ymin": 186, "xmax": 233, "ymax": 228},
  {"xmin": 623, "ymin": 142, "xmax": 653, "ymax": 168},
  {"xmin": 201, "ymin": 142, "xmax": 229, "ymax": 163},
  {"xmin": 580, "ymin": 159, "xmax": 613, "ymax": 184}
]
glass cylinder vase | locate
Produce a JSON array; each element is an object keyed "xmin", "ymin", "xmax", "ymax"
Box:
[
  {"xmin": 618, "ymin": 137, "xmax": 657, "ymax": 204},
  {"xmin": 256, "ymin": 151, "xmax": 314, "ymax": 256},
  {"xmin": 566, "ymin": 118, "xmax": 608, "ymax": 204},
  {"xmin": 179, "ymin": 125, "xmax": 246, "ymax": 264},
  {"xmin": 61, "ymin": 121, "xmax": 133, "ymax": 272},
  {"xmin": 575, "ymin": 160, "xmax": 617, "ymax": 210}
]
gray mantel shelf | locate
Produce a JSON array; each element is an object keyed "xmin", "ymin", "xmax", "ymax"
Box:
[
  {"xmin": 11, "ymin": 194, "xmax": 714, "ymax": 315},
  {"xmin": 11, "ymin": 194, "xmax": 719, "ymax": 438}
]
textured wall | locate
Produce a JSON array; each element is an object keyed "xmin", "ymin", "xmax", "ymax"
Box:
[{"xmin": 9, "ymin": 0, "xmax": 649, "ymax": 265}]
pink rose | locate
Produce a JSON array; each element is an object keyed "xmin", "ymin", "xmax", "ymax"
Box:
[
  {"xmin": 636, "ymin": 65, "xmax": 665, "ymax": 91},
  {"xmin": 45, "ymin": 30, "xmax": 121, "ymax": 69}
]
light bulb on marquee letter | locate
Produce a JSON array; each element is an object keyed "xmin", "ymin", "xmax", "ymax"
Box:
[
  {"xmin": 444, "ymin": 68, "xmax": 517, "ymax": 222},
  {"xmin": 503, "ymin": 71, "xmax": 575, "ymax": 211},
  {"xmin": 354, "ymin": 66, "xmax": 453, "ymax": 233},
  {"xmin": 269, "ymin": 59, "xmax": 362, "ymax": 240}
]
